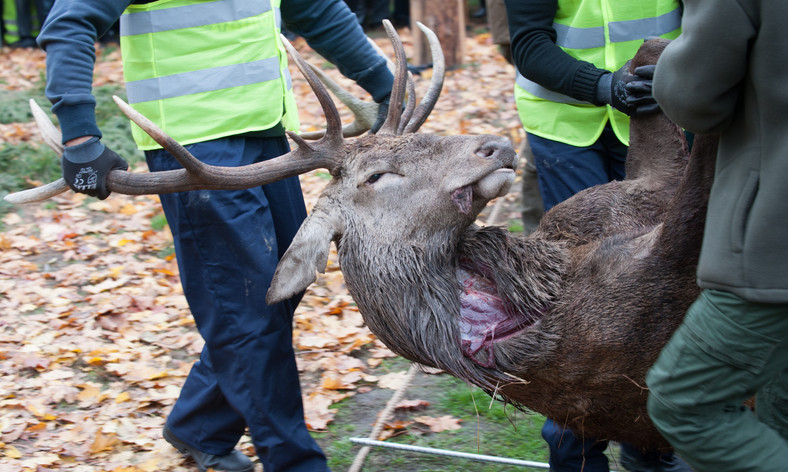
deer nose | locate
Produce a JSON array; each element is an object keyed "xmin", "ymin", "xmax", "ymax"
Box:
[{"xmin": 475, "ymin": 138, "xmax": 517, "ymax": 168}]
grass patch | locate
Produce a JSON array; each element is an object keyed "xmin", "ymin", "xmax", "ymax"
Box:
[
  {"xmin": 314, "ymin": 366, "xmax": 551, "ymax": 472},
  {"xmin": 150, "ymin": 212, "xmax": 168, "ymax": 231}
]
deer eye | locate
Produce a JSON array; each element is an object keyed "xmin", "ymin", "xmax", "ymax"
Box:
[{"xmin": 365, "ymin": 173, "xmax": 383, "ymax": 185}]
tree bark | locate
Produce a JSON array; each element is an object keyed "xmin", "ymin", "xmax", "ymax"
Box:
[{"xmin": 409, "ymin": 0, "xmax": 465, "ymax": 68}]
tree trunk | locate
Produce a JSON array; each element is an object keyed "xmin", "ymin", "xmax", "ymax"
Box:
[{"xmin": 409, "ymin": 0, "xmax": 465, "ymax": 68}]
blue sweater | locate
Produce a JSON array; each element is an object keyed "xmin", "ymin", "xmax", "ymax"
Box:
[{"xmin": 38, "ymin": 0, "xmax": 394, "ymax": 143}]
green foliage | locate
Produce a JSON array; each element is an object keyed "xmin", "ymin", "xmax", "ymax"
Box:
[
  {"xmin": 150, "ymin": 212, "xmax": 168, "ymax": 231},
  {"xmin": 507, "ymin": 218, "xmax": 524, "ymax": 234},
  {"xmin": 0, "ymin": 141, "xmax": 62, "ymax": 216},
  {"xmin": 0, "ymin": 88, "xmax": 48, "ymax": 124}
]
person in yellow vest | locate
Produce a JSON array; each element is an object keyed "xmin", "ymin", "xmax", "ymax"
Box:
[
  {"xmin": 38, "ymin": 1, "xmax": 394, "ymax": 471},
  {"xmin": 2, "ymin": 0, "xmax": 18, "ymax": 46},
  {"xmin": 504, "ymin": 1, "xmax": 692, "ymax": 471},
  {"xmin": 11, "ymin": 0, "xmax": 52, "ymax": 48},
  {"xmin": 486, "ymin": 0, "xmax": 545, "ymax": 235}
]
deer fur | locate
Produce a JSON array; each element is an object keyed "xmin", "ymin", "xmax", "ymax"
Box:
[{"xmin": 268, "ymin": 38, "xmax": 717, "ymax": 451}]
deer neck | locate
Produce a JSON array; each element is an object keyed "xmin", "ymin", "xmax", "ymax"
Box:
[{"xmin": 338, "ymin": 223, "xmax": 568, "ymax": 389}]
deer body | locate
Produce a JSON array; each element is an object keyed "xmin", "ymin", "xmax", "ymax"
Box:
[{"xmin": 268, "ymin": 39, "xmax": 716, "ymax": 450}]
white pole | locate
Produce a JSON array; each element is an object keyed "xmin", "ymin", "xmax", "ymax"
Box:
[{"xmin": 349, "ymin": 437, "xmax": 551, "ymax": 469}]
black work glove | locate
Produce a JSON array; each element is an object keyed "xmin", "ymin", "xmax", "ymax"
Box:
[
  {"xmin": 370, "ymin": 93, "xmax": 390, "ymax": 134},
  {"xmin": 62, "ymin": 137, "xmax": 128, "ymax": 200},
  {"xmin": 625, "ymin": 65, "xmax": 660, "ymax": 116},
  {"xmin": 596, "ymin": 61, "xmax": 660, "ymax": 117}
]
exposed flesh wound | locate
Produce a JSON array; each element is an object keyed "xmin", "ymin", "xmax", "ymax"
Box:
[{"xmin": 457, "ymin": 266, "xmax": 527, "ymax": 368}]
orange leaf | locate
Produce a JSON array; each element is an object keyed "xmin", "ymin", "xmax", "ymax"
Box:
[
  {"xmin": 115, "ymin": 391, "xmax": 131, "ymax": 403},
  {"xmin": 413, "ymin": 415, "xmax": 462, "ymax": 433},
  {"xmin": 90, "ymin": 431, "xmax": 118, "ymax": 454}
]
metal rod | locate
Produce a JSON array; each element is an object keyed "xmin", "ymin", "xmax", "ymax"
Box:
[{"xmin": 349, "ymin": 438, "xmax": 550, "ymax": 469}]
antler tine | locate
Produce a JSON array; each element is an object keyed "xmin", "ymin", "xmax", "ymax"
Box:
[
  {"xmin": 397, "ymin": 71, "xmax": 417, "ymax": 136},
  {"xmin": 280, "ymin": 35, "xmax": 343, "ymax": 144},
  {"xmin": 367, "ymin": 36, "xmax": 396, "ymax": 73},
  {"xmin": 403, "ymin": 22, "xmax": 446, "ymax": 134},
  {"xmin": 30, "ymin": 99, "xmax": 64, "ymax": 156},
  {"xmin": 3, "ymin": 100, "xmax": 72, "ymax": 204},
  {"xmin": 298, "ymin": 62, "xmax": 378, "ymax": 140},
  {"xmin": 299, "ymin": 36, "xmax": 395, "ymax": 140},
  {"xmin": 377, "ymin": 19, "xmax": 408, "ymax": 135},
  {"xmin": 113, "ymin": 95, "xmax": 208, "ymax": 175},
  {"xmin": 4, "ymin": 179, "xmax": 70, "ymax": 204}
]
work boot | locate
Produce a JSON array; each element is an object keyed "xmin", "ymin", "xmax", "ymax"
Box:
[
  {"xmin": 163, "ymin": 426, "xmax": 254, "ymax": 472},
  {"xmin": 619, "ymin": 443, "xmax": 693, "ymax": 472}
]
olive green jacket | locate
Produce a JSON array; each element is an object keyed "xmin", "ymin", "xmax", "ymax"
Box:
[{"xmin": 653, "ymin": 0, "xmax": 788, "ymax": 303}]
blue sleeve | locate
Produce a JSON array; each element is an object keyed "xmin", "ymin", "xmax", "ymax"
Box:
[
  {"xmin": 37, "ymin": 1, "xmax": 131, "ymax": 143},
  {"xmin": 281, "ymin": 0, "xmax": 394, "ymax": 103}
]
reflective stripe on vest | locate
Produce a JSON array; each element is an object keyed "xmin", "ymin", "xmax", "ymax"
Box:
[
  {"xmin": 120, "ymin": 0, "xmax": 298, "ymax": 150},
  {"xmin": 3, "ymin": 0, "xmax": 20, "ymax": 43},
  {"xmin": 553, "ymin": 7, "xmax": 681, "ymax": 49},
  {"xmin": 514, "ymin": 1, "xmax": 681, "ymax": 147}
]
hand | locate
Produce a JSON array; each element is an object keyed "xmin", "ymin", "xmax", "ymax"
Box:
[
  {"xmin": 625, "ymin": 65, "xmax": 660, "ymax": 116},
  {"xmin": 597, "ymin": 61, "xmax": 660, "ymax": 117},
  {"xmin": 370, "ymin": 93, "xmax": 390, "ymax": 134},
  {"xmin": 62, "ymin": 137, "xmax": 128, "ymax": 200}
]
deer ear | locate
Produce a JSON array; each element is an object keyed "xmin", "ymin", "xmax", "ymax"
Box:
[{"xmin": 267, "ymin": 205, "xmax": 342, "ymax": 305}]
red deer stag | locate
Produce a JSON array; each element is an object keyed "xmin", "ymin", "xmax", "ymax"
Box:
[{"xmin": 7, "ymin": 23, "xmax": 715, "ymax": 451}]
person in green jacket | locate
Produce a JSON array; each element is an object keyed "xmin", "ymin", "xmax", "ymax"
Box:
[{"xmin": 647, "ymin": 1, "xmax": 788, "ymax": 471}]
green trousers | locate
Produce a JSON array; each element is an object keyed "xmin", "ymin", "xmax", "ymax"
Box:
[{"xmin": 647, "ymin": 289, "xmax": 788, "ymax": 472}]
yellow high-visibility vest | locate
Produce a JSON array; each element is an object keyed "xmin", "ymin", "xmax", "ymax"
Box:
[
  {"xmin": 120, "ymin": 0, "xmax": 299, "ymax": 150},
  {"xmin": 3, "ymin": 0, "xmax": 19, "ymax": 44},
  {"xmin": 514, "ymin": 0, "xmax": 681, "ymax": 147}
]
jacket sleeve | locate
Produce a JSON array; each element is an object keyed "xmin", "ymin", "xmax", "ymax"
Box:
[
  {"xmin": 281, "ymin": 0, "xmax": 394, "ymax": 103},
  {"xmin": 37, "ymin": 1, "xmax": 131, "ymax": 143},
  {"xmin": 504, "ymin": 0, "xmax": 606, "ymax": 104},
  {"xmin": 652, "ymin": 0, "xmax": 755, "ymax": 134}
]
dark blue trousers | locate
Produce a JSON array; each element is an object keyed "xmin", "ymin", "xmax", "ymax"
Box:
[
  {"xmin": 542, "ymin": 420, "xmax": 680, "ymax": 472},
  {"xmin": 527, "ymin": 124, "xmax": 627, "ymax": 212},
  {"xmin": 542, "ymin": 419, "xmax": 610, "ymax": 472},
  {"xmin": 146, "ymin": 136, "xmax": 328, "ymax": 472}
]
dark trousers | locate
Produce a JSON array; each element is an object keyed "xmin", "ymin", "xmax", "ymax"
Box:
[
  {"xmin": 146, "ymin": 136, "xmax": 328, "ymax": 472},
  {"xmin": 14, "ymin": 0, "xmax": 52, "ymax": 39},
  {"xmin": 542, "ymin": 419, "xmax": 610, "ymax": 472},
  {"xmin": 527, "ymin": 124, "xmax": 627, "ymax": 212}
]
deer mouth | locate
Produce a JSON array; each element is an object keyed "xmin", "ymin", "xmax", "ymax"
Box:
[{"xmin": 451, "ymin": 168, "xmax": 516, "ymax": 215}]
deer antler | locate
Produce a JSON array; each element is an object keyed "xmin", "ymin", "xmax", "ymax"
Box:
[
  {"xmin": 301, "ymin": 20, "xmax": 445, "ymax": 139},
  {"xmin": 2, "ymin": 99, "xmax": 70, "ymax": 204},
  {"xmin": 5, "ymin": 36, "xmax": 347, "ymax": 204},
  {"xmin": 5, "ymin": 23, "xmax": 445, "ymax": 204},
  {"xmin": 377, "ymin": 20, "xmax": 445, "ymax": 135}
]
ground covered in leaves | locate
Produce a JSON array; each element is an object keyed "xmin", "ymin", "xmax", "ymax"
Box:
[{"xmin": 0, "ymin": 25, "xmax": 552, "ymax": 472}]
